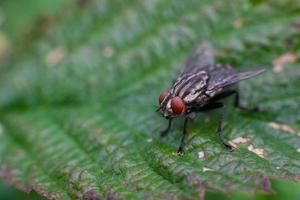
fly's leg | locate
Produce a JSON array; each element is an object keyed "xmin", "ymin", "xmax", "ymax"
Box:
[
  {"xmin": 160, "ymin": 119, "xmax": 172, "ymax": 137},
  {"xmin": 177, "ymin": 118, "xmax": 189, "ymax": 154},
  {"xmin": 215, "ymin": 102, "xmax": 234, "ymax": 151},
  {"xmin": 209, "ymin": 90, "xmax": 259, "ymax": 112},
  {"xmin": 192, "ymin": 102, "xmax": 234, "ymax": 151},
  {"xmin": 232, "ymin": 90, "xmax": 259, "ymax": 112}
]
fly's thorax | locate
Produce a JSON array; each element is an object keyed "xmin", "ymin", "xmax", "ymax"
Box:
[{"xmin": 172, "ymin": 71, "xmax": 209, "ymax": 104}]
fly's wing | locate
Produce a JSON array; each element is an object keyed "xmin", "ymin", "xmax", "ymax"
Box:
[
  {"xmin": 207, "ymin": 66, "xmax": 266, "ymax": 92},
  {"xmin": 181, "ymin": 41, "xmax": 214, "ymax": 75}
]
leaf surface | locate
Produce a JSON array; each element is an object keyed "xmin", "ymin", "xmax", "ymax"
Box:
[{"xmin": 0, "ymin": 0, "xmax": 300, "ymax": 199}]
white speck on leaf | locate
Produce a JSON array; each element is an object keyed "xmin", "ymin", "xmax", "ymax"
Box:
[
  {"xmin": 248, "ymin": 144, "xmax": 265, "ymax": 158},
  {"xmin": 202, "ymin": 167, "xmax": 214, "ymax": 172},
  {"xmin": 268, "ymin": 122, "xmax": 296, "ymax": 134},
  {"xmin": 272, "ymin": 52, "xmax": 297, "ymax": 72},
  {"xmin": 45, "ymin": 46, "xmax": 65, "ymax": 67},
  {"xmin": 146, "ymin": 138, "xmax": 153, "ymax": 143},
  {"xmin": 268, "ymin": 122, "xmax": 281, "ymax": 129},
  {"xmin": 297, "ymin": 148, "xmax": 300, "ymax": 153},
  {"xmin": 228, "ymin": 136, "xmax": 250, "ymax": 148},
  {"xmin": 198, "ymin": 151, "xmax": 205, "ymax": 159},
  {"xmin": 281, "ymin": 124, "xmax": 296, "ymax": 134}
]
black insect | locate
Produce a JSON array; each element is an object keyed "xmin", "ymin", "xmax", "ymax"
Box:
[{"xmin": 156, "ymin": 42, "xmax": 266, "ymax": 154}]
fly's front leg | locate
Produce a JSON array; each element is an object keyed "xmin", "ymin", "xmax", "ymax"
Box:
[
  {"xmin": 160, "ymin": 119, "xmax": 172, "ymax": 137},
  {"xmin": 216, "ymin": 102, "xmax": 234, "ymax": 151},
  {"xmin": 177, "ymin": 117, "xmax": 189, "ymax": 154}
]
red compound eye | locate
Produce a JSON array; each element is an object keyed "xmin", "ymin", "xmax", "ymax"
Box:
[
  {"xmin": 159, "ymin": 91, "xmax": 168, "ymax": 105},
  {"xmin": 171, "ymin": 96, "xmax": 185, "ymax": 114}
]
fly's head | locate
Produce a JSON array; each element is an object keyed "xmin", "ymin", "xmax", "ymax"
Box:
[{"xmin": 156, "ymin": 90, "xmax": 185, "ymax": 119}]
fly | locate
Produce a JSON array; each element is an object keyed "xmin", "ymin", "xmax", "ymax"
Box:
[{"xmin": 156, "ymin": 42, "xmax": 266, "ymax": 154}]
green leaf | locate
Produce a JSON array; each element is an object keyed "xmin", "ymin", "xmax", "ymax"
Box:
[{"xmin": 1, "ymin": 0, "xmax": 300, "ymax": 199}]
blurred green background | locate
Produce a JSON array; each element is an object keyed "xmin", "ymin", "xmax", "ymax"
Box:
[
  {"xmin": 0, "ymin": 0, "xmax": 68, "ymax": 39},
  {"xmin": 0, "ymin": 0, "xmax": 299, "ymax": 200},
  {"xmin": 0, "ymin": 1, "xmax": 66, "ymax": 199}
]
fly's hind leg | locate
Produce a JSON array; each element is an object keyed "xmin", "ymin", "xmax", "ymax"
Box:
[
  {"xmin": 191, "ymin": 102, "xmax": 234, "ymax": 151},
  {"xmin": 232, "ymin": 90, "xmax": 259, "ymax": 112},
  {"xmin": 215, "ymin": 102, "xmax": 234, "ymax": 151},
  {"xmin": 209, "ymin": 89, "xmax": 259, "ymax": 112}
]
